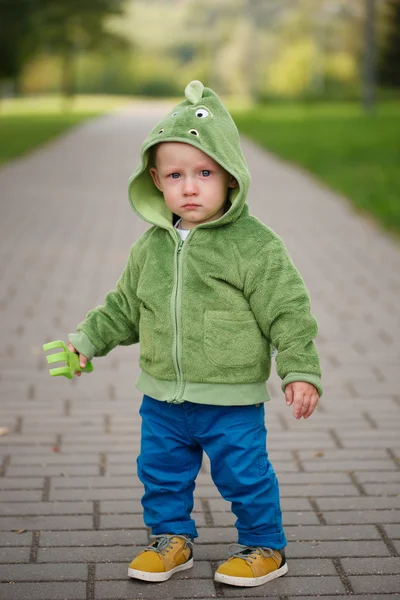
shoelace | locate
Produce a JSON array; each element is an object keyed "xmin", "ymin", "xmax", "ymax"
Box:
[
  {"xmin": 146, "ymin": 534, "xmax": 193, "ymax": 556},
  {"xmin": 228, "ymin": 543, "xmax": 275, "ymax": 564}
]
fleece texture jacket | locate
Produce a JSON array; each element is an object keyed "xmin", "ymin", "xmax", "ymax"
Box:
[{"xmin": 69, "ymin": 80, "xmax": 322, "ymax": 405}]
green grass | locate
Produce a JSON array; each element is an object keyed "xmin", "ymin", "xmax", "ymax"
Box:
[
  {"xmin": 232, "ymin": 101, "xmax": 400, "ymax": 236},
  {"xmin": 0, "ymin": 95, "xmax": 132, "ymax": 164},
  {"xmin": 0, "ymin": 113, "xmax": 101, "ymax": 164}
]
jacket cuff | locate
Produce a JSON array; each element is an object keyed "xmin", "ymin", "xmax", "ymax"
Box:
[
  {"xmin": 68, "ymin": 332, "xmax": 98, "ymax": 361},
  {"xmin": 281, "ymin": 373, "xmax": 323, "ymax": 398}
]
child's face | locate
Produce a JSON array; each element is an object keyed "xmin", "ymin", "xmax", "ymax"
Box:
[{"xmin": 150, "ymin": 142, "xmax": 238, "ymax": 230}]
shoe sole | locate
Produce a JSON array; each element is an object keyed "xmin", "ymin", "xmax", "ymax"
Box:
[
  {"xmin": 128, "ymin": 558, "xmax": 194, "ymax": 582},
  {"xmin": 214, "ymin": 562, "xmax": 288, "ymax": 587}
]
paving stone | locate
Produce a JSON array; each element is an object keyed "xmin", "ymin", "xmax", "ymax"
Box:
[
  {"xmin": 51, "ymin": 476, "xmax": 141, "ymax": 488},
  {"xmin": 106, "ymin": 454, "xmax": 143, "ymax": 464},
  {"xmin": 0, "ymin": 582, "xmax": 86, "ymax": 599},
  {"xmin": 99, "ymin": 514, "xmax": 148, "ymax": 529},
  {"xmin": 316, "ymin": 497, "xmax": 400, "ymax": 510},
  {"xmin": 99, "ymin": 499, "xmax": 143, "ymax": 513},
  {"xmin": 0, "ymin": 563, "xmax": 87, "ymax": 581},
  {"xmin": 0, "ymin": 491, "xmax": 43, "ymax": 502},
  {"xmin": 50, "ymin": 487, "xmax": 140, "ymax": 501},
  {"xmin": 323, "ymin": 511, "xmax": 400, "ymax": 525},
  {"xmin": 350, "ymin": 575, "xmax": 400, "ymax": 594},
  {"xmin": 196, "ymin": 527, "xmax": 237, "ymax": 544},
  {"xmin": 341, "ymin": 438, "xmax": 400, "ymax": 449},
  {"xmin": 37, "ymin": 546, "xmax": 133, "ymax": 563},
  {"xmin": 341, "ymin": 557, "xmax": 400, "ymax": 575},
  {"xmin": 0, "ymin": 437, "xmax": 55, "ymax": 446},
  {"xmin": 302, "ymin": 460, "xmax": 398, "ymax": 472},
  {"xmin": 0, "ymin": 478, "xmax": 44, "ymax": 489},
  {"xmin": 0, "ymin": 502, "xmax": 93, "ymax": 516},
  {"xmin": 284, "ymin": 525, "xmax": 381, "ymax": 541},
  {"xmin": 0, "ymin": 516, "xmax": 92, "ymax": 531},
  {"xmin": 363, "ymin": 483, "xmax": 400, "ymax": 495},
  {"xmin": 268, "ymin": 439, "xmax": 339, "ymax": 450},
  {"xmin": 284, "ymin": 541, "xmax": 390, "ymax": 558},
  {"xmin": 102, "ymin": 464, "xmax": 138, "ymax": 476},
  {"xmin": 279, "ymin": 484, "xmax": 359, "ymax": 497},
  {"xmin": 383, "ymin": 524, "xmax": 400, "ymax": 539},
  {"xmin": 194, "ymin": 544, "xmax": 231, "ymax": 561},
  {"xmin": 221, "ymin": 575, "xmax": 345, "ymax": 596},
  {"xmin": 40, "ymin": 530, "xmax": 148, "ymax": 546},
  {"xmin": 282, "ymin": 512, "xmax": 321, "ymax": 525},
  {"xmin": 279, "ymin": 472, "xmax": 350, "ymax": 484},
  {"xmin": 6, "ymin": 465, "xmax": 100, "ymax": 476},
  {"xmin": 298, "ymin": 449, "xmax": 391, "ymax": 461},
  {"xmin": 0, "ymin": 548, "xmax": 31, "ymax": 563},
  {"xmin": 291, "ymin": 596, "xmax": 400, "ymax": 600},
  {"xmin": 356, "ymin": 471, "xmax": 400, "ymax": 483},
  {"xmin": 0, "ymin": 532, "xmax": 32, "ymax": 546},
  {"xmin": 285, "ymin": 558, "xmax": 336, "ymax": 576},
  {"xmin": 61, "ymin": 433, "xmax": 138, "ymax": 443},
  {"xmin": 96, "ymin": 578, "xmax": 216, "ymax": 598},
  {"xmin": 0, "ymin": 447, "xmax": 60, "ymax": 457},
  {"xmin": 60, "ymin": 444, "xmax": 138, "ymax": 453}
]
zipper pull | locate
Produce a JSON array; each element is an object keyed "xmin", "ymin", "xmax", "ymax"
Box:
[{"xmin": 177, "ymin": 241, "xmax": 184, "ymax": 254}]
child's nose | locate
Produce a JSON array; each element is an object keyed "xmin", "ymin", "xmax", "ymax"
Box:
[{"xmin": 183, "ymin": 177, "xmax": 198, "ymax": 195}]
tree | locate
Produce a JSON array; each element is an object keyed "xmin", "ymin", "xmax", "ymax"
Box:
[
  {"xmin": 0, "ymin": 0, "xmax": 131, "ymax": 99},
  {"xmin": 378, "ymin": 0, "xmax": 400, "ymax": 87},
  {"xmin": 32, "ymin": 0, "xmax": 131, "ymax": 99},
  {"xmin": 0, "ymin": 0, "xmax": 39, "ymax": 94}
]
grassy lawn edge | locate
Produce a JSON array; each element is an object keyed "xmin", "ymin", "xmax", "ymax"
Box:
[{"xmin": 232, "ymin": 102, "xmax": 400, "ymax": 240}]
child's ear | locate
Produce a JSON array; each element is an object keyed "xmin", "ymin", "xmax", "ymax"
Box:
[
  {"xmin": 228, "ymin": 176, "xmax": 238, "ymax": 189},
  {"xmin": 150, "ymin": 167, "xmax": 163, "ymax": 191}
]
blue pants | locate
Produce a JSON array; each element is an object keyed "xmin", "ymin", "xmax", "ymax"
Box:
[{"xmin": 137, "ymin": 395, "xmax": 287, "ymax": 549}]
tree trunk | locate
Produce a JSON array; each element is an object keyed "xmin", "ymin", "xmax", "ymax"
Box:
[
  {"xmin": 363, "ymin": 0, "xmax": 376, "ymax": 113},
  {"xmin": 61, "ymin": 47, "xmax": 75, "ymax": 112}
]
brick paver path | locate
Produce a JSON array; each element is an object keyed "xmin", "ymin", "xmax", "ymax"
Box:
[{"xmin": 1, "ymin": 104, "xmax": 399, "ymax": 600}]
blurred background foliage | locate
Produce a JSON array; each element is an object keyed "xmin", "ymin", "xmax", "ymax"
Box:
[
  {"xmin": 1, "ymin": 0, "xmax": 399, "ymax": 102},
  {"xmin": 0, "ymin": 0, "xmax": 399, "ymax": 234}
]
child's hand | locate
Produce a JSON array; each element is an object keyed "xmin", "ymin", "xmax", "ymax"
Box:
[
  {"xmin": 285, "ymin": 382, "xmax": 319, "ymax": 419},
  {"xmin": 67, "ymin": 342, "xmax": 88, "ymax": 377}
]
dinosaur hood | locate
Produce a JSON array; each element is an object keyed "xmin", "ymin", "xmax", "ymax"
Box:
[{"xmin": 127, "ymin": 80, "xmax": 251, "ymax": 230}]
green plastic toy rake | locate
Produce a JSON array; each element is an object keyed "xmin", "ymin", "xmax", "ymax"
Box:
[{"xmin": 42, "ymin": 340, "xmax": 94, "ymax": 379}]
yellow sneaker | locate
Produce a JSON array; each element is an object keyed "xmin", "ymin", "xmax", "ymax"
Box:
[
  {"xmin": 214, "ymin": 545, "xmax": 288, "ymax": 587},
  {"xmin": 128, "ymin": 534, "xmax": 193, "ymax": 582}
]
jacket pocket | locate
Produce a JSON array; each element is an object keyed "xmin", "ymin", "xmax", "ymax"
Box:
[
  {"xmin": 204, "ymin": 310, "xmax": 263, "ymax": 368},
  {"xmin": 139, "ymin": 305, "xmax": 154, "ymax": 362}
]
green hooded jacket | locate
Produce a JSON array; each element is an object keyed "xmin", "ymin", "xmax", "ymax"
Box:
[{"xmin": 69, "ymin": 80, "xmax": 322, "ymax": 405}]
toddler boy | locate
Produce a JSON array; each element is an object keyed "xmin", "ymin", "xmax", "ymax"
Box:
[{"xmin": 68, "ymin": 80, "xmax": 322, "ymax": 588}]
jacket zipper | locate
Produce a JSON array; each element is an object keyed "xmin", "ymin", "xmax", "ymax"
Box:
[{"xmin": 171, "ymin": 237, "xmax": 185, "ymax": 401}]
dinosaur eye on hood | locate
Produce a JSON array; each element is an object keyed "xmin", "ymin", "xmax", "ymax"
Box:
[
  {"xmin": 158, "ymin": 128, "xmax": 164, "ymax": 134},
  {"xmin": 195, "ymin": 108, "xmax": 209, "ymax": 118},
  {"xmin": 189, "ymin": 129, "xmax": 199, "ymax": 136}
]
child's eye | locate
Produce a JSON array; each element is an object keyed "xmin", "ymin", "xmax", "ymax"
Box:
[
  {"xmin": 201, "ymin": 170, "xmax": 211, "ymax": 177},
  {"xmin": 169, "ymin": 173, "xmax": 180, "ymax": 179}
]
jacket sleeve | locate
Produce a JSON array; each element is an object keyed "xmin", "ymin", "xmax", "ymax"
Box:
[
  {"xmin": 68, "ymin": 243, "xmax": 141, "ymax": 360},
  {"xmin": 245, "ymin": 236, "xmax": 322, "ymax": 397}
]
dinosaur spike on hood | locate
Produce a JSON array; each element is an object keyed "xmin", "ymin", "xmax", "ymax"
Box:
[
  {"xmin": 185, "ymin": 80, "xmax": 204, "ymax": 104},
  {"xmin": 127, "ymin": 81, "xmax": 251, "ymax": 230}
]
